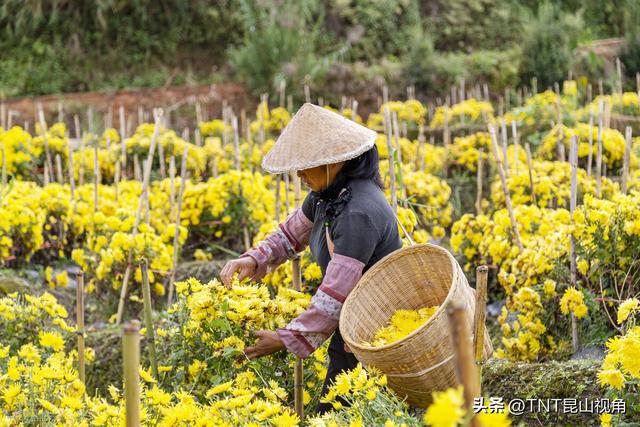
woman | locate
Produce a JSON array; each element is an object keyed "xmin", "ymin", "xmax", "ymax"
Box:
[{"xmin": 220, "ymin": 103, "xmax": 401, "ymax": 413}]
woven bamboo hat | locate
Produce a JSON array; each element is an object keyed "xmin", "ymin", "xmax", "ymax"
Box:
[{"xmin": 261, "ymin": 103, "xmax": 377, "ymax": 174}]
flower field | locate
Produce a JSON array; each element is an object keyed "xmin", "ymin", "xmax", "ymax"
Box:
[{"xmin": 1, "ymin": 81, "xmax": 640, "ymax": 426}]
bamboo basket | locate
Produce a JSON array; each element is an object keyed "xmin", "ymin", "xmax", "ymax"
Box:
[{"xmin": 339, "ymin": 244, "xmax": 493, "ymax": 408}]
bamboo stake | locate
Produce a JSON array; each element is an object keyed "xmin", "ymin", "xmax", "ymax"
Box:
[
  {"xmin": 304, "ymin": 85, "xmax": 311, "ymax": 103},
  {"xmin": 500, "ymin": 119, "xmax": 509, "ymax": 175},
  {"xmin": 232, "ymin": 115, "xmax": 241, "ymax": 171},
  {"xmin": 279, "ymin": 80, "xmax": 286, "ymax": 108},
  {"xmin": 447, "ymin": 302, "xmax": 481, "ymax": 427},
  {"xmin": 119, "ymin": 106, "xmax": 127, "ymax": 175},
  {"xmin": 116, "ymin": 109, "xmax": 164, "ymax": 324},
  {"xmin": 443, "ymin": 109, "xmax": 450, "ymax": 147},
  {"xmin": 195, "ymin": 102, "xmax": 203, "ymax": 125},
  {"xmin": 473, "ymin": 266, "xmax": 488, "ymax": 363},
  {"xmin": 140, "ymin": 259, "xmax": 158, "ymax": 378},
  {"xmin": 291, "ymin": 173, "xmax": 304, "ymax": 420},
  {"xmin": 287, "ymin": 95, "xmax": 293, "ymax": 112},
  {"xmin": 144, "ymin": 158, "xmax": 151, "ymax": 225},
  {"xmin": 416, "ymin": 124, "xmax": 425, "ymax": 172},
  {"xmin": 38, "ymin": 106, "xmax": 55, "ymax": 184},
  {"xmin": 68, "ymin": 139, "xmax": 78, "ymax": 199},
  {"xmin": 169, "ymin": 156, "xmax": 176, "ymax": 220},
  {"xmin": 587, "ymin": 112, "xmax": 594, "ymax": 177},
  {"xmin": 133, "ymin": 155, "xmax": 142, "ymax": 182},
  {"xmin": 616, "ymin": 57, "xmax": 623, "ymax": 94},
  {"xmin": 587, "ymin": 83, "xmax": 592, "ymax": 103},
  {"xmin": 195, "ymin": 128, "xmax": 202, "ymax": 147},
  {"xmin": 556, "ymin": 98, "xmax": 566, "ymax": 162},
  {"xmin": 123, "ymin": 320, "xmax": 141, "ymax": 427},
  {"xmin": 512, "ymin": 120, "xmax": 520, "ymax": 176},
  {"xmin": 391, "ymin": 112, "xmax": 407, "ymax": 205},
  {"xmin": 0, "ymin": 103, "xmax": 5, "ymax": 129},
  {"xmin": 93, "ymin": 141, "xmax": 99, "ymax": 213},
  {"xmin": 1, "ymin": 142, "xmax": 7, "ymax": 196},
  {"xmin": 114, "ymin": 160, "xmax": 121, "ymax": 202},
  {"xmin": 167, "ymin": 147, "xmax": 188, "ymax": 305},
  {"xmin": 75, "ymin": 271, "xmax": 85, "ymax": 384},
  {"xmin": 383, "ymin": 105, "xmax": 397, "ymax": 213},
  {"xmin": 489, "ymin": 125, "xmax": 523, "ymax": 251},
  {"xmin": 596, "ymin": 101, "xmax": 604, "ymax": 198},
  {"xmin": 570, "ymin": 136, "xmax": 578, "ymax": 288},
  {"xmin": 284, "ymin": 173, "xmax": 291, "ymax": 215},
  {"xmin": 622, "ymin": 126, "xmax": 632, "ymax": 195},
  {"xmin": 475, "ymin": 149, "xmax": 483, "ymax": 215},
  {"xmin": 275, "ymin": 175, "xmax": 281, "ymax": 224},
  {"xmin": 525, "ymin": 143, "xmax": 537, "ymax": 205},
  {"xmin": 157, "ymin": 143, "xmax": 166, "ymax": 179},
  {"xmin": 55, "ymin": 153, "xmax": 64, "ymax": 184},
  {"xmin": 598, "ymin": 79, "xmax": 603, "ymax": 96},
  {"xmin": 351, "ymin": 100, "xmax": 358, "ymax": 122},
  {"xmin": 44, "ymin": 163, "xmax": 49, "ymax": 186}
]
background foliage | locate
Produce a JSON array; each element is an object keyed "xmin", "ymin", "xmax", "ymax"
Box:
[{"xmin": 1, "ymin": 0, "xmax": 640, "ymax": 99}]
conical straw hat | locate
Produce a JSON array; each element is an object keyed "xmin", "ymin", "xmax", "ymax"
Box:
[{"xmin": 261, "ymin": 103, "xmax": 377, "ymax": 174}]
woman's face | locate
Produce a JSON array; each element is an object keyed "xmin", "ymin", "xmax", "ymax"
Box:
[{"xmin": 297, "ymin": 162, "xmax": 345, "ymax": 192}]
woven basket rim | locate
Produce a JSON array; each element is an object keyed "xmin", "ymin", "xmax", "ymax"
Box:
[{"xmin": 341, "ymin": 243, "xmax": 460, "ymax": 352}]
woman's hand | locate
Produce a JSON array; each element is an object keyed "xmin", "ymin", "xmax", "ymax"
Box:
[
  {"xmin": 242, "ymin": 331, "xmax": 285, "ymax": 360},
  {"xmin": 220, "ymin": 257, "xmax": 258, "ymax": 289}
]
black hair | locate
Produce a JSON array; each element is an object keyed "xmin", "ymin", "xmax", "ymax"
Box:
[
  {"xmin": 318, "ymin": 144, "xmax": 383, "ymax": 200},
  {"xmin": 316, "ymin": 145, "xmax": 384, "ymax": 224}
]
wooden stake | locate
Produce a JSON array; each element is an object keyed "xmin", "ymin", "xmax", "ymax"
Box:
[
  {"xmin": 114, "ymin": 160, "xmax": 121, "ymax": 202},
  {"xmin": 284, "ymin": 173, "xmax": 291, "ymax": 216},
  {"xmin": 596, "ymin": 101, "xmax": 604, "ymax": 198},
  {"xmin": 447, "ymin": 302, "xmax": 481, "ymax": 427},
  {"xmin": 116, "ymin": 109, "xmax": 164, "ymax": 324},
  {"xmin": 384, "ymin": 105, "xmax": 397, "ymax": 213},
  {"xmin": 195, "ymin": 128, "xmax": 202, "ymax": 147},
  {"xmin": 167, "ymin": 147, "xmax": 188, "ymax": 305},
  {"xmin": 475, "ymin": 149, "xmax": 483, "ymax": 216},
  {"xmin": 391, "ymin": 112, "xmax": 407, "ymax": 205},
  {"xmin": 416, "ymin": 124, "xmax": 425, "ymax": 172},
  {"xmin": 55, "ymin": 153, "xmax": 64, "ymax": 184},
  {"xmin": 38, "ymin": 105, "xmax": 55, "ymax": 184},
  {"xmin": 304, "ymin": 85, "xmax": 311, "ymax": 103},
  {"xmin": 123, "ymin": 320, "xmax": 141, "ymax": 427},
  {"xmin": 133, "ymin": 154, "xmax": 142, "ymax": 182},
  {"xmin": 292, "ymin": 173, "xmax": 304, "ymax": 420},
  {"xmin": 93, "ymin": 142, "xmax": 99, "ymax": 213},
  {"xmin": 616, "ymin": 57, "xmax": 623, "ymax": 94},
  {"xmin": 232, "ymin": 115, "xmax": 241, "ymax": 171},
  {"xmin": 169, "ymin": 156, "xmax": 176, "ymax": 220},
  {"xmin": 571, "ymin": 313, "xmax": 579, "ymax": 353},
  {"xmin": 75, "ymin": 271, "xmax": 86, "ymax": 384},
  {"xmin": 587, "ymin": 112, "xmax": 594, "ymax": 177},
  {"xmin": 275, "ymin": 175, "xmax": 282, "ymax": 224},
  {"xmin": 525, "ymin": 143, "xmax": 537, "ymax": 205},
  {"xmin": 622, "ymin": 126, "xmax": 632, "ymax": 194},
  {"xmin": 570, "ymin": 136, "xmax": 578, "ymax": 288},
  {"xmin": 473, "ymin": 266, "xmax": 488, "ymax": 363},
  {"xmin": 68, "ymin": 140, "xmax": 79, "ymax": 198},
  {"xmin": 500, "ymin": 119, "xmax": 509, "ymax": 175},
  {"xmin": 119, "ymin": 106, "xmax": 128, "ymax": 177},
  {"xmin": 157, "ymin": 142, "xmax": 166, "ymax": 179},
  {"xmin": 279, "ymin": 80, "xmax": 286, "ymax": 108},
  {"xmin": 489, "ymin": 124, "xmax": 523, "ymax": 251},
  {"xmin": 140, "ymin": 259, "xmax": 158, "ymax": 379},
  {"xmin": 1, "ymin": 141, "xmax": 7, "ymax": 196}
]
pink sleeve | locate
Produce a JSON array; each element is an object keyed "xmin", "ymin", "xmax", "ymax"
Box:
[
  {"xmin": 276, "ymin": 253, "xmax": 365, "ymax": 358},
  {"xmin": 240, "ymin": 208, "xmax": 312, "ymax": 280}
]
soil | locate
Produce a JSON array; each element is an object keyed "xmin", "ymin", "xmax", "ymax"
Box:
[{"xmin": 2, "ymin": 83, "xmax": 254, "ymax": 134}]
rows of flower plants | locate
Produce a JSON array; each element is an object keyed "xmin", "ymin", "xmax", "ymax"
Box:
[{"xmin": 2, "ymin": 80, "xmax": 640, "ymax": 425}]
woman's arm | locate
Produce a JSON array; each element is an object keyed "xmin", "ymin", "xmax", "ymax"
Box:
[
  {"xmin": 276, "ymin": 211, "xmax": 379, "ymax": 358},
  {"xmin": 239, "ymin": 207, "xmax": 313, "ymax": 281}
]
